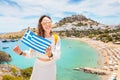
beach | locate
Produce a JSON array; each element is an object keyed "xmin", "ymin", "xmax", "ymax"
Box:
[{"xmin": 78, "ymin": 37, "xmax": 120, "ymax": 80}]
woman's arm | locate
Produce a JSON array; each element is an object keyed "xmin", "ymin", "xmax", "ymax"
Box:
[
  {"xmin": 13, "ymin": 46, "xmax": 35, "ymax": 58},
  {"xmin": 21, "ymin": 50, "xmax": 51, "ymax": 62},
  {"xmin": 52, "ymin": 36, "xmax": 61, "ymax": 60},
  {"xmin": 13, "ymin": 46, "xmax": 52, "ymax": 62}
]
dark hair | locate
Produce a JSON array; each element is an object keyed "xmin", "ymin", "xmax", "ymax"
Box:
[{"xmin": 37, "ymin": 15, "xmax": 52, "ymax": 38}]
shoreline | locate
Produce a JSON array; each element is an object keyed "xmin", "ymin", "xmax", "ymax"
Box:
[
  {"xmin": 79, "ymin": 38, "xmax": 120, "ymax": 80},
  {"xmin": 78, "ymin": 38, "xmax": 109, "ymax": 80},
  {"xmin": 66, "ymin": 37, "xmax": 120, "ymax": 80}
]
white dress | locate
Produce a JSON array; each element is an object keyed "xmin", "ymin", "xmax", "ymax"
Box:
[{"xmin": 24, "ymin": 35, "xmax": 61, "ymax": 80}]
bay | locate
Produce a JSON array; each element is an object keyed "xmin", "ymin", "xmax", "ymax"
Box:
[{"xmin": 0, "ymin": 38, "xmax": 101, "ymax": 80}]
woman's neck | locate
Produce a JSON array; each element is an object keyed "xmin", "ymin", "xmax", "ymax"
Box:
[{"xmin": 45, "ymin": 32, "xmax": 51, "ymax": 38}]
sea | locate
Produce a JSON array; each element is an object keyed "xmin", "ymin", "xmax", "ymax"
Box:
[{"xmin": 0, "ymin": 38, "xmax": 101, "ymax": 80}]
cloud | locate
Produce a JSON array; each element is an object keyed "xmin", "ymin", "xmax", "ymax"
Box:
[
  {"xmin": 0, "ymin": 16, "xmax": 38, "ymax": 32},
  {"xmin": 0, "ymin": 0, "xmax": 120, "ymax": 32},
  {"xmin": 0, "ymin": 0, "xmax": 21, "ymax": 8}
]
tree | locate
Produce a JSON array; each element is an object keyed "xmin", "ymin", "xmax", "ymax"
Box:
[
  {"xmin": 65, "ymin": 30, "xmax": 71, "ymax": 37},
  {"xmin": 0, "ymin": 51, "xmax": 12, "ymax": 64}
]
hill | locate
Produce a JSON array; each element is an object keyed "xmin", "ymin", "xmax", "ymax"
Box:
[
  {"xmin": 55, "ymin": 14, "xmax": 99, "ymax": 27},
  {"xmin": 0, "ymin": 28, "xmax": 36, "ymax": 39},
  {"xmin": 0, "ymin": 14, "xmax": 120, "ymax": 42},
  {"xmin": 52, "ymin": 15, "xmax": 120, "ymax": 42},
  {"xmin": 53, "ymin": 14, "xmax": 119, "ymax": 32}
]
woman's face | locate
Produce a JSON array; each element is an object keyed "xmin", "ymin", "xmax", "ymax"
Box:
[{"xmin": 41, "ymin": 17, "xmax": 52, "ymax": 33}]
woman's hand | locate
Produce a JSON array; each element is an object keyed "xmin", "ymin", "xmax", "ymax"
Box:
[
  {"xmin": 13, "ymin": 45, "xmax": 22, "ymax": 55},
  {"xmin": 45, "ymin": 46, "xmax": 53, "ymax": 58}
]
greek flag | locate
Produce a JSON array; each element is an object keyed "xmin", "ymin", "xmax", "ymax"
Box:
[{"xmin": 21, "ymin": 30, "xmax": 51, "ymax": 54}]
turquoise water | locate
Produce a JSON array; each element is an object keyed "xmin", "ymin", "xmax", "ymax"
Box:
[{"xmin": 0, "ymin": 38, "xmax": 101, "ymax": 80}]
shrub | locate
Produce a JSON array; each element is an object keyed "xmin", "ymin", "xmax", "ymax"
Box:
[
  {"xmin": 3, "ymin": 75, "xmax": 25, "ymax": 80},
  {"xmin": 11, "ymin": 67, "xmax": 17, "ymax": 73},
  {"xmin": 0, "ymin": 51, "xmax": 11, "ymax": 64},
  {"xmin": 21, "ymin": 67, "xmax": 33, "ymax": 78}
]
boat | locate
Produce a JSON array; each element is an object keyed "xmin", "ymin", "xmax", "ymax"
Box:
[
  {"xmin": 2, "ymin": 47, "xmax": 9, "ymax": 49},
  {"xmin": 10, "ymin": 39, "xmax": 19, "ymax": 42},
  {"xmin": 2, "ymin": 40, "xmax": 9, "ymax": 43},
  {"xmin": 2, "ymin": 40, "xmax": 8, "ymax": 42},
  {"xmin": 10, "ymin": 39, "xmax": 16, "ymax": 42}
]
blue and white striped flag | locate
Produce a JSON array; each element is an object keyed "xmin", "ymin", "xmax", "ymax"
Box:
[{"xmin": 21, "ymin": 30, "xmax": 51, "ymax": 54}]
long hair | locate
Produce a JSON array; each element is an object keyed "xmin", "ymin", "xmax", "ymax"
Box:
[{"xmin": 37, "ymin": 15, "xmax": 53, "ymax": 38}]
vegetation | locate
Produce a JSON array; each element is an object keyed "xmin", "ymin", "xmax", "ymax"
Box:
[
  {"xmin": 97, "ymin": 34, "xmax": 113, "ymax": 42},
  {"xmin": 60, "ymin": 27, "xmax": 120, "ymax": 43},
  {"xmin": 2, "ymin": 67, "xmax": 33, "ymax": 80},
  {"xmin": 21, "ymin": 67, "xmax": 33, "ymax": 79},
  {"xmin": 0, "ymin": 51, "xmax": 12, "ymax": 64},
  {"xmin": 11, "ymin": 67, "xmax": 20, "ymax": 76},
  {"xmin": 75, "ymin": 22, "xmax": 88, "ymax": 26},
  {"xmin": 3, "ymin": 75, "xmax": 28, "ymax": 80}
]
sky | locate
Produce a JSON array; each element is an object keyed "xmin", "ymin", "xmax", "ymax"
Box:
[{"xmin": 0, "ymin": 0, "xmax": 120, "ymax": 33}]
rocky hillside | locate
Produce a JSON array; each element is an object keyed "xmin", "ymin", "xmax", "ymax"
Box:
[
  {"xmin": 0, "ymin": 28, "xmax": 36, "ymax": 39},
  {"xmin": 53, "ymin": 15, "xmax": 119, "ymax": 32},
  {"xmin": 0, "ymin": 64, "xmax": 21, "ymax": 79},
  {"xmin": 56, "ymin": 14, "xmax": 99, "ymax": 26},
  {"xmin": 0, "ymin": 64, "xmax": 33, "ymax": 80},
  {"xmin": 52, "ymin": 15, "xmax": 120, "ymax": 42}
]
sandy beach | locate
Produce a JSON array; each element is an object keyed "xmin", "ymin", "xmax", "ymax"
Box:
[{"xmin": 78, "ymin": 37, "xmax": 120, "ymax": 80}]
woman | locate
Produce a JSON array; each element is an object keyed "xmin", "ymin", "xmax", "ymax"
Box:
[{"xmin": 13, "ymin": 15, "xmax": 61, "ymax": 80}]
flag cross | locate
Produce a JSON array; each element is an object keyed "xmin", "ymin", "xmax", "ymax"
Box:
[{"xmin": 21, "ymin": 30, "xmax": 51, "ymax": 54}]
